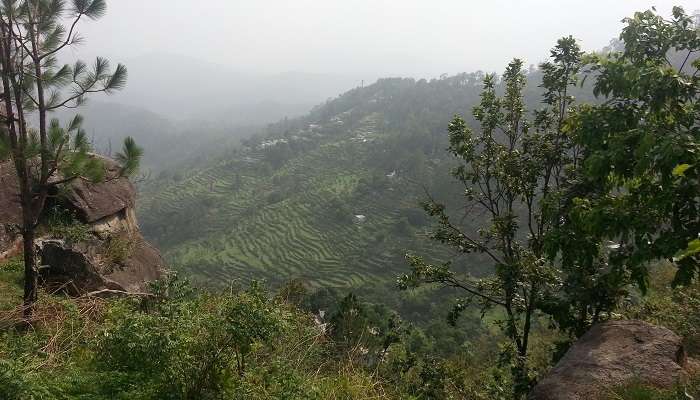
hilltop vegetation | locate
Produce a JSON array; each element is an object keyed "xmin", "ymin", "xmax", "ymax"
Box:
[
  {"xmin": 135, "ymin": 6, "xmax": 699, "ymax": 398},
  {"xmin": 139, "ymin": 73, "xmax": 572, "ymax": 288},
  {"xmin": 1, "ymin": 258, "xmax": 698, "ymax": 400},
  {"xmin": 0, "ymin": 261, "xmax": 546, "ymax": 400}
]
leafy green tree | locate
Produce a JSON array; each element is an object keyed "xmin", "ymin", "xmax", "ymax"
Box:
[
  {"xmin": 546, "ymin": 7, "xmax": 699, "ymax": 334},
  {"xmin": 0, "ymin": 0, "xmax": 139, "ymax": 316},
  {"xmin": 400, "ymin": 37, "xmax": 584, "ymax": 398}
]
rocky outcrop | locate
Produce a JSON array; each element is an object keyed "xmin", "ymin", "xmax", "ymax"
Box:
[
  {"xmin": 0, "ymin": 157, "xmax": 166, "ymax": 294},
  {"xmin": 62, "ymin": 158, "xmax": 137, "ymax": 223},
  {"xmin": 38, "ymin": 234, "xmax": 164, "ymax": 294},
  {"xmin": 530, "ymin": 320, "xmax": 691, "ymax": 400}
]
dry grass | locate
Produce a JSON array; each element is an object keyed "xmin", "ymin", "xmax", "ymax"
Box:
[{"xmin": 0, "ymin": 288, "xmax": 107, "ymax": 369}]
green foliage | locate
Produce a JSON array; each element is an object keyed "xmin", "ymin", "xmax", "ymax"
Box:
[
  {"xmin": 0, "ymin": 266, "xmax": 693, "ymax": 400},
  {"xmin": 39, "ymin": 115, "xmax": 108, "ymax": 184},
  {"xmin": 676, "ymin": 239, "xmax": 700, "ymax": 261},
  {"xmin": 102, "ymin": 234, "xmax": 134, "ymax": 266},
  {"xmin": 44, "ymin": 206, "xmax": 91, "ymax": 244},
  {"xmin": 0, "ymin": 258, "xmax": 23, "ymax": 311},
  {"xmin": 0, "ymin": 258, "xmax": 23, "ymax": 273},
  {"xmin": 607, "ymin": 378, "xmax": 700, "ymax": 400},
  {"xmin": 0, "ymin": 275, "xmax": 402, "ymax": 399},
  {"xmin": 536, "ymin": 6, "xmax": 700, "ymax": 347},
  {"xmin": 401, "ymin": 38, "xmax": 585, "ymax": 398},
  {"xmin": 275, "ymin": 278, "xmax": 309, "ymax": 306},
  {"xmin": 328, "ymin": 293, "xmax": 367, "ymax": 347},
  {"xmin": 622, "ymin": 263, "xmax": 700, "ymax": 356},
  {"xmin": 73, "ymin": 0, "xmax": 108, "ymax": 20},
  {"xmin": 116, "ymin": 136, "xmax": 143, "ymax": 177},
  {"xmin": 92, "ymin": 283, "xmax": 283, "ymax": 399},
  {"xmin": 553, "ymin": 6, "xmax": 700, "ymax": 293},
  {"xmin": 0, "ymin": 358, "xmax": 58, "ymax": 400}
]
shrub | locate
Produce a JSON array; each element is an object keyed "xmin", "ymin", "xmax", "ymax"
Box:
[
  {"xmin": 103, "ymin": 235, "xmax": 135, "ymax": 266},
  {"xmin": 93, "ymin": 282, "xmax": 284, "ymax": 399},
  {"xmin": 622, "ymin": 264, "xmax": 700, "ymax": 356},
  {"xmin": 44, "ymin": 206, "xmax": 91, "ymax": 244},
  {"xmin": 607, "ymin": 378, "xmax": 700, "ymax": 400}
]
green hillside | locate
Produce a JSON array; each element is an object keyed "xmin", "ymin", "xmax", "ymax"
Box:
[
  {"xmin": 138, "ymin": 70, "xmax": 597, "ymax": 288},
  {"xmin": 138, "ymin": 76, "xmax": 499, "ymax": 287}
]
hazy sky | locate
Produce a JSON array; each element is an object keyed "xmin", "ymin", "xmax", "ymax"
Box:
[{"xmin": 71, "ymin": 0, "xmax": 697, "ymax": 80}]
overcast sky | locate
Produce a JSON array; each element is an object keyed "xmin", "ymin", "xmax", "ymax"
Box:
[{"xmin": 69, "ymin": 0, "xmax": 697, "ymax": 80}]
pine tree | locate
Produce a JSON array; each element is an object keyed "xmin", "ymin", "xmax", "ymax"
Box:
[{"xmin": 0, "ymin": 0, "xmax": 140, "ymax": 318}]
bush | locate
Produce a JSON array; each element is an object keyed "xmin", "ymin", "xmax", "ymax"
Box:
[
  {"xmin": 44, "ymin": 206, "xmax": 91, "ymax": 244},
  {"xmin": 103, "ymin": 235, "xmax": 134, "ymax": 266},
  {"xmin": 0, "ymin": 358, "xmax": 61, "ymax": 400},
  {"xmin": 0, "ymin": 276, "xmax": 495, "ymax": 400},
  {"xmin": 622, "ymin": 264, "xmax": 700, "ymax": 356},
  {"xmin": 93, "ymin": 283, "xmax": 284, "ymax": 399},
  {"xmin": 607, "ymin": 378, "xmax": 700, "ymax": 400}
]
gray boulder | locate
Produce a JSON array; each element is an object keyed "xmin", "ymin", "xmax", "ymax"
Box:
[
  {"xmin": 38, "ymin": 233, "xmax": 165, "ymax": 294},
  {"xmin": 530, "ymin": 320, "xmax": 690, "ymax": 400},
  {"xmin": 61, "ymin": 155, "xmax": 137, "ymax": 223}
]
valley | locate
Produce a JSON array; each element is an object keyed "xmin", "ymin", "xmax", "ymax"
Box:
[{"xmin": 138, "ymin": 76, "xmax": 498, "ymax": 288}]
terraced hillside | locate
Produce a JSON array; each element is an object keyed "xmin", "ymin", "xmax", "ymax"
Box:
[{"xmin": 138, "ymin": 75, "xmax": 495, "ymax": 288}]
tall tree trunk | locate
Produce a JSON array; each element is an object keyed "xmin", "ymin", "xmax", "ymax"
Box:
[
  {"xmin": 21, "ymin": 222, "xmax": 37, "ymax": 318},
  {"xmin": 0, "ymin": 16, "xmax": 39, "ymax": 318},
  {"xmin": 17, "ymin": 156, "xmax": 37, "ymax": 319}
]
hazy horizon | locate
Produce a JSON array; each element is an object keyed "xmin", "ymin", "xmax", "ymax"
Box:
[
  {"xmin": 73, "ymin": 1, "xmax": 697, "ymax": 77},
  {"xmin": 58, "ymin": 1, "xmax": 699, "ymax": 123}
]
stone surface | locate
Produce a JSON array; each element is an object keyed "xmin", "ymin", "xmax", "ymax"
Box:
[
  {"xmin": 62, "ymin": 156, "xmax": 137, "ymax": 223},
  {"xmin": 530, "ymin": 320, "xmax": 689, "ymax": 400},
  {"xmin": 38, "ymin": 232, "xmax": 166, "ymax": 294},
  {"xmin": 0, "ymin": 157, "xmax": 165, "ymax": 294},
  {"xmin": 0, "ymin": 156, "xmax": 136, "ymax": 225}
]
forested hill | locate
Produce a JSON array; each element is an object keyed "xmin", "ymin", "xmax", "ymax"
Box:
[{"xmin": 137, "ymin": 72, "xmax": 586, "ymax": 288}]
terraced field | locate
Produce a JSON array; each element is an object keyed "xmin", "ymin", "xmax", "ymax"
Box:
[
  {"xmin": 139, "ymin": 113, "xmax": 454, "ymax": 288},
  {"xmin": 136, "ymin": 74, "xmax": 506, "ymax": 289}
]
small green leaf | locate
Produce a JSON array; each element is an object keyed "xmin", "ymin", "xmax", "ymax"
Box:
[
  {"xmin": 674, "ymin": 239, "xmax": 700, "ymax": 261},
  {"xmin": 672, "ymin": 163, "xmax": 691, "ymax": 177}
]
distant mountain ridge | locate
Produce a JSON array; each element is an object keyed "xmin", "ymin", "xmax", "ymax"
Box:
[
  {"xmin": 106, "ymin": 53, "xmax": 365, "ymax": 123},
  {"xmin": 51, "ymin": 101, "xmax": 245, "ymax": 173},
  {"xmin": 48, "ymin": 53, "xmax": 370, "ymax": 173}
]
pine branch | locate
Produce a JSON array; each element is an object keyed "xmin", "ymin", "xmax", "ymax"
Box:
[{"xmin": 38, "ymin": 12, "xmax": 83, "ymax": 61}]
